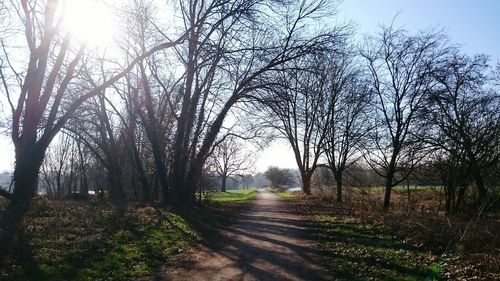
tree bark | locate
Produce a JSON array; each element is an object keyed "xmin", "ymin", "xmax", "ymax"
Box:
[
  {"xmin": 150, "ymin": 140, "xmax": 169, "ymax": 204},
  {"xmin": 456, "ymin": 185, "xmax": 467, "ymax": 211},
  {"xmin": 77, "ymin": 136, "xmax": 88, "ymax": 199},
  {"xmin": 334, "ymin": 172, "xmax": 343, "ymax": 203},
  {"xmin": 107, "ymin": 158, "xmax": 127, "ymax": 215},
  {"xmin": 383, "ymin": 155, "xmax": 398, "ymax": 209},
  {"xmin": 0, "ymin": 143, "xmax": 44, "ymax": 259},
  {"xmin": 182, "ymin": 161, "xmax": 203, "ymax": 206},
  {"xmin": 221, "ymin": 175, "xmax": 227, "ymax": 192},
  {"xmin": 383, "ymin": 171, "xmax": 394, "ymax": 210},
  {"xmin": 301, "ymin": 173, "xmax": 312, "ymax": 195},
  {"xmin": 471, "ymin": 165, "xmax": 487, "ymax": 200}
]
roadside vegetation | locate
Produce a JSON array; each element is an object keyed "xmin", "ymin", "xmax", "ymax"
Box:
[
  {"xmin": 289, "ymin": 188, "xmax": 499, "ymax": 281},
  {"xmin": 269, "ymin": 188, "xmax": 295, "ymax": 200},
  {"xmin": 206, "ymin": 189, "xmax": 258, "ymax": 204},
  {"xmin": 0, "ymin": 196, "xmax": 236, "ymax": 281},
  {"xmin": 317, "ymin": 214, "xmax": 443, "ymax": 281},
  {"xmin": 0, "ymin": 188, "xmax": 259, "ymax": 281}
]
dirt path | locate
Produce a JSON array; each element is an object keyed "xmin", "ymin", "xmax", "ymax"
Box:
[{"xmin": 160, "ymin": 190, "xmax": 329, "ymax": 281}]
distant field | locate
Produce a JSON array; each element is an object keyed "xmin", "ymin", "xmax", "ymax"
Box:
[
  {"xmin": 353, "ymin": 185, "xmax": 442, "ymax": 193},
  {"xmin": 207, "ymin": 189, "xmax": 258, "ymax": 204},
  {"xmin": 309, "ymin": 185, "xmax": 443, "ymax": 196},
  {"xmin": 269, "ymin": 188, "xmax": 295, "ymax": 200}
]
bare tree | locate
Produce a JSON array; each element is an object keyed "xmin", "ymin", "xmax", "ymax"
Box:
[
  {"xmin": 169, "ymin": 0, "xmax": 334, "ymax": 204},
  {"xmin": 264, "ymin": 60, "xmax": 329, "ymax": 195},
  {"xmin": 361, "ymin": 26, "xmax": 447, "ymax": 209},
  {"xmin": 116, "ymin": 0, "xmax": 177, "ymax": 204},
  {"xmin": 259, "ymin": 20, "xmax": 349, "ymax": 195},
  {"xmin": 426, "ymin": 53, "xmax": 500, "ymax": 212},
  {"xmin": 79, "ymin": 92, "xmax": 128, "ymax": 204},
  {"xmin": 321, "ymin": 50, "xmax": 372, "ymax": 203},
  {"xmin": 40, "ymin": 133, "xmax": 73, "ymax": 198},
  {"xmin": 0, "ymin": 0, "xmax": 187, "ymax": 255},
  {"xmin": 208, "ymin": 136, "xmax": 255, "ymax": 192},
  {"xmin": 264, "ymin": 166, "xmax": 295, "ymax": 189}
]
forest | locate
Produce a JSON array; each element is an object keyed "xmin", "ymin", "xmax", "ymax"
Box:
[{"xmin": 0, "ymin": 0, "xmax": 498, "ymax": 280}]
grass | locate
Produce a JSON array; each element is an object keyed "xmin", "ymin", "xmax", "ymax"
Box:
[
  {"xmin": 359, "ymin": 185, "xmax": 442, "ymax": 194},
  {"xmin": 316, "ymin": 214, "xmax": 444, "ymax": 281},
  {"xmin": 207, "ymin": 189, "xmax": 257, "ymax": 204},
  {"xmin": 0, "ymin": 189, "xmax": 258, "ymax": 280},
  {"xmin": 1, "ymin": 197, "xmax": 200, "ymax": 281},
  {"xmin": 269, "ymin": 189, "xmax": 295, "ymax": 200}
]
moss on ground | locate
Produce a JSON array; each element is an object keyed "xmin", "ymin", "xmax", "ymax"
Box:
[
  {"xmin": 1, "ymin": 198, "xmax": 199, "ymax": 281},
  {"xmin": 316, "ymin": 214, "xmax": 444, "ymax": 281}
]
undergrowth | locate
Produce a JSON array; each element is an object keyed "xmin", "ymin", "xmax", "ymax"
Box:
[
  {"xmin": 290, "ymin": 192, "xmax": 499, "ymax": 281},
  {"xmin": 316, "ymin": 214, "xmax": 443, "ymax": 280},
  {"xmin": 0, "ymin": 197, "xmax": 200, "ymax": 281}
]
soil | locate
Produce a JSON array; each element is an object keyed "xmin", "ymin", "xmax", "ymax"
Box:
[{"xmin": 158, "ymin": 190, "xmax": 329, "ymax": 281}]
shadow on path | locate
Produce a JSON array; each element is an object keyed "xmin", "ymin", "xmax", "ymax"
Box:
[{"xmin": 160, "ymin": 190, "xmax": 330, "ymax": 281}]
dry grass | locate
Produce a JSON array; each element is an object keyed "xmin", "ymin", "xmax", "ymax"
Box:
[{"xmin": 293, "ymin": 187, "xmax": 500, "ymax": 280}]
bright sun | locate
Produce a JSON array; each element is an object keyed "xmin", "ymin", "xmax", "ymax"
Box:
[{"xmin": 63, "ymin": 0, "xmax": 117, "ymax": 46}]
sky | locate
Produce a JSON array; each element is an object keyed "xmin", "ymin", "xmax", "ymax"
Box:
[
  {"xmin": 0, "ymin": 0, "xmax": 499, "ymax": 172},
  {"xmin": 256, "ymin": 0, "xmax": 500, "ymax": 172},
  {"xmin": 335, "ymin": 0, "xmax": 500, "ymax": 61}
]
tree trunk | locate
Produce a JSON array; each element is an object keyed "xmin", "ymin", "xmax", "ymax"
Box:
[
  {"xmin": 471, "ymin": 166, "xmax": 487, "ymax": 200},
  {"xmin": 177, "ymin": 96, "xmax": 238, "ymax": 205},
  {"xmin": 137, "ymin": 167, "xmax": 151, "ymax": 203},
  {"xmin": 170, "ymin": 28, "xmax": 199, "ymax": 207},
  {"xmin": 221, "ymin": 175, "xmax": 227, "ymax": 192},
  {"xmin": 129, "ymin": 140, "xmax": 151, "ymax": 202},
  {"xmin": 384, "ymin": 159, "xmax": 398, "ymax": 210},
  {"xmin": 171, "ymin": 161, "xmax": 187, "ymax": 206},
  {"xmin": 334, "ymin": 172, "xmax": 343, "ymax": 203},
  {"xmin": 383, "ymin": 173, "xmax": 393, "ymax": 210},
  {"xmin": 0, "ymin": 145, "xmax": 44, "ymax": 259},
  {"xmin": 77, "ymin": 137, "xmax": 88, "ymax": 199},
  {"xmin": 107, "ymin": 162, "xmax": 126, "ymax": 215},
  {"xmin": 56, "ymin": 170, "xmax": 62, "ymax": 198},
  {"xmin": 456, "ymin": 185, "xmax": 467, "ymax": 211},
  {"xmin": 182, "ymin": 161, "xmax": 203, "ymax": 206},
  {"xmin": 152, "ymin": 175, "xmax": 159, "ymax": 201},
  {"xmin": 68, "ymin": 155, "xmax": 75, "ymax": 197},
  {"xmin": 302, "ymin": 174, "xmax": 311, "ymax": 195},
  {"xmin": 150, "ymin": 142, "xmax": 169, "ymax": 204},
  {"xmin": 445, "ymin": 184, "xmax": 451, "ymax": 214}
]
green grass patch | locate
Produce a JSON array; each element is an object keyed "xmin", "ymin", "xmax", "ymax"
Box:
[
  {"xmin": 361, "ymin": 186, "xmax": 441, "ymax": 194},
  {"xmin": 207, "ymin": 189, "xmax": 257, "ymax": 204},
  {"xmin": 269, "ymin": 189, "xmax": 295, "ymax": 200},
  {"xmin": 316, "ymin": 214, "xmax": 444, "ymax": 281},
  {"xmin": 2, "ymin": 198, "xmax": 200, "ymax": 281},
  {"xmin": 392, "ymin": 186, "xmax": 442, "ymax": 194}
]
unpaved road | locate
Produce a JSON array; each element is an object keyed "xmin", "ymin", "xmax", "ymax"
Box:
[{"xmin": 160, "ymin": 190, "xmax": 329, "ymax": 281}]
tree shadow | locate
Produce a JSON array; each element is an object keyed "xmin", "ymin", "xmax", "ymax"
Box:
[
  {"xmin": 170, "ymin": 200, "xmax": 331, "ymax": 280},
  {"xmin": 316, "ymin": 218, "xmax": 444, "ymax": 280}
]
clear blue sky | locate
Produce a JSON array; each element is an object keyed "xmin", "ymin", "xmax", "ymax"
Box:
[{"xmin": 334, "ymin": 0, "xmax": 500, "ymax": 62}]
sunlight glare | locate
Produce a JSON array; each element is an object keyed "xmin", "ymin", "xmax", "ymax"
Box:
[{"xmin": 64, "ymin": 0, "xmax": 117, "ymax": 46}]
